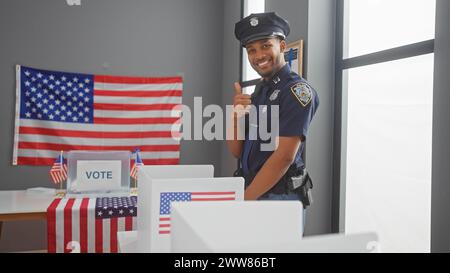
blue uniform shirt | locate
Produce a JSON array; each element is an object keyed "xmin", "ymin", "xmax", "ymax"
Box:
[{"xmin": 241, "ymin": 64, "xmax": 319, "ymax": 176}]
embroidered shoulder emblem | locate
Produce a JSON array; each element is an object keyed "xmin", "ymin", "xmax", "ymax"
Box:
[{"xmin": 291, "ymin": 82, "xmax": 312, "ymax": 107}]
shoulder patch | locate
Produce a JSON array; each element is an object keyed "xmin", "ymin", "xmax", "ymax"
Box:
[{"xmin": 290, "ymin": 82, "xmax": 312, "ymax": 107}]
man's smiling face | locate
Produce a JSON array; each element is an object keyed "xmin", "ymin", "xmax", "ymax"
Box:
[{"xmin": 245, "ymin": 37, "xmax": 286, "ymax": 79}]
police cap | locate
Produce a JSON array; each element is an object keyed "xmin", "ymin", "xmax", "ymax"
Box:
[{"xmin": 234, "ymin": 12, "xmax": 290, "ymax": 47}]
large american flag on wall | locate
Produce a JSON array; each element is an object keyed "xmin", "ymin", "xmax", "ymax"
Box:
[
  {"xmin": 13, "ymin": 65, "xmax": 182, "ymax": 165},
  {"xmin": 47, "ymin": 197, "xmax": 137, "ymax": 253}
]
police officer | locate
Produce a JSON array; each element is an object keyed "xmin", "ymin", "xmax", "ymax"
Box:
[{"xmin": 227, "ymin": 12, "xmax": 319, "ymax": 207}]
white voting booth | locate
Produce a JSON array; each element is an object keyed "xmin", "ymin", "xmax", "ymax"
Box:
[
  {"xmin": 170, "ymin": 201, "xmax": 379, "ymax": 253},
  {"xmin": 136, "ymin": 164, "xmax": 245, "ymax": 253}
]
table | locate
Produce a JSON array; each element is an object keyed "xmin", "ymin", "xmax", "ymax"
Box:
[{"xmin": 0, "ymin": 190, "xmax": 55, "ymax": 237}]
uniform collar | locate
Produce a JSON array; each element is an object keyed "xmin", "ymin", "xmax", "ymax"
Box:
[{"xmin": 262, "ymin": 64, "xmax": 291, "ymax": 89}]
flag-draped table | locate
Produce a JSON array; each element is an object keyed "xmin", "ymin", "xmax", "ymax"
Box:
[{"xmin": 47, "ymin": 196, "xmax": 137, "ymax": 253}]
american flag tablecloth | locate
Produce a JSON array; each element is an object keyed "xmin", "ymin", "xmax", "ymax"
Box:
[{"xmin": 47, "ymin": 196, "xmax": 137, "ymax": 253}]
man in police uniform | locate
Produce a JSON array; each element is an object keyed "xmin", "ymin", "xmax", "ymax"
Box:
[{"xmin": 227, "ymin": 12, "xmax": 319, "ymax": 207}]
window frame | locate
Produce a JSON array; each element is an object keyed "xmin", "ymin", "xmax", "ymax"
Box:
[{"xmin": 332, "ymin": 0, "xmax": 435, "ymax": 233}]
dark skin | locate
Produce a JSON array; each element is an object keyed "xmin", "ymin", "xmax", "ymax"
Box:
[{"xmin": 226, "ymin": 37, "xmax": 302, "ymax": 200}]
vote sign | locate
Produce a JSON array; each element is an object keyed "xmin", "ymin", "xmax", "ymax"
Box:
[{"xmin": 75, "ymin": 160, "xmax": 122, "ymax": 191}]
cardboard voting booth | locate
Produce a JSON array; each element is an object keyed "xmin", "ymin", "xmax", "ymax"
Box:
[
  {"xmin": 137, "ymin": 164, "xmax": 244, "ymax": 252},
  {"xmin": 170, "ymin": 201, "xmax": 303, "ymax": 253}
]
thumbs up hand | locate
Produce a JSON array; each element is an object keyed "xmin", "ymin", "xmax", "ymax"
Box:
[{"xmin": 232, "ymin": 82, "xmax": 252, "ymax": 118}]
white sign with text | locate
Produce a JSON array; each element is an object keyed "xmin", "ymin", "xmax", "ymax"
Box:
[{"xmin": 74, "ymin": 160, "xmax": 122, "ymax": 191}]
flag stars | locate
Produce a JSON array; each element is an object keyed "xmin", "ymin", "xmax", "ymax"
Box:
[
  {"xmin": 84, "ymin": 78, "xmax": 90, "ymax": 84},
  {"xmin": 49, "ymin": 114, "xmax": 54, "ymax": 120},
  {"xmin": 84, "ymin": 97, "xmax": 90, "ymax": 102},
  {"xmin": 49, "ymin": 94, "xmax": 55, "ymax": 100},
  {"xmin": 72, "ymin": 116, "xmax": 78, "ymax": 122},
  {"xmin": 37, "ymin": 73, "xmax": 43, "ymax": 78},
  {"xmin": 55, "ymin": 100, "xmax": 61, "ymax": 105},
  {"xmin": 25, "ymin": 71, "xmax": 31, "ymax": 77},
  {"xmin": 49, "ymin": 84, "xmax": 55, "ymax": 90},
  {"xmin": 78, "ymin": 101, "xmax": 84, "ymax": 107},
  {"xmin": 25, "ymin": 81, "xmax": 31, "ymax": 86},
  {"xmin": 97, "ymin": 211, "xmax": 103, "ymax": 216},
  {"xmin": 25, "ymin": 102, "xmax": 31, "ymax": 107},
  {"xmin": 61, "ymin": 76, "xmax": 67, "ymax": 81},
  {"xmin": 78, "ymin": 83, "xmax": 84, "ymax": 88},
  {"xmin": 72, "ymin": 96, "xmax": 78, "ymax": 102},
  {"xmin": 43, "ymin": 79, "xmax": 48, "ymax": 84},
  {"xmin": 31, "ymin": 77, "xmax": 36, "ymax": 82},
  {"xmin": 43, "ymin": 98, "xmax": 48, "ymax": 104},
  {"xmin": 55, "ymin": 110, "xmax": 60, "ymax": 116},
  {"xmin": 49, "ymin": 104, "xmax": 54, "ymax": 110},
  {"xmin": 61, "ymin": 86, "xmax": 66, "ymax": 91},
  {"xmin": 25, "ymin": 112, "xmax": 31, "ymax": 118},
  {"xmin": 49, "ymin": 75, "xmax": 55, "ymax": 80},
  {"xmin": 84, "ymin": 88, "xmax": 90, "ymax": 93},
  {"xmin": 25, "ymin": 91, "xmax": 31, "ymax": 97},
  {"xmin": 61, "ymin": 95, "xmax": 66, "ymax": 101},
  {"xmin": 78, "ymin": 111, "xmax": 83, "ymax": 117},
  {"xmin": 37, "ymin": 113, "xmax": 42, "ymax": 118},
  {"xmin": 119, "ymin": 209, "xmax": 124, "ymax": 215},
  {"xmin": 108, "ymin": 210, "xmax": 113, "ymax": 215},
  {"xmin": 67, "ymin": 101, "xmax": 72, "ymax": 106},
  {"xmin": 37, "ymin": 93, "xmax": 43, "ymax": 99},
  {"xmin": 78, "ymin": 92, "xmax": 84, "ymax": 97},
  {"xmin": 73, "ymin": 77, "xmax": 79, "ymax": 82},
  {"xmin": 61, "ymin": 116, "xmax": 66, "ymax": 121},
  {"xmin": 67, "ymin": 91, "xmax": 72, "ymax": 96},
  {"xmin": 67, "ymin": 82, "xmax": 73, "ymax": 87},
  {"xmin": 61, "ymin": 105, "xmax": 66, "ymax": 111},
  {"xmin": 72, "ymin": 106, "xmax": 78, "ymax": 112},
  {"xmin": 31, "ymin": 97, "xmax": 37, "ymax": 102},
  {"xmin": 84, "ymin": 107, "xmax": 90, "ymax": 112}
]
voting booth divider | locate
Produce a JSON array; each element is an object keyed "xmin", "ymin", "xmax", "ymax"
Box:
[
  {"xmin": 137, "ymin": 164, "xmax": 245, "ymax": 252},
  {"xmin": 170, "ymin": 201, "xmax": 304, "ymax": 253},
  {"xmin": 170, "ymin": 200, "xmax": 378, "ymax": 252}
]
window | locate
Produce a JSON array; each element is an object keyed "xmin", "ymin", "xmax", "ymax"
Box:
[
  {"xmin": 336, "ymin": 0, "xmax": 436, "ymax": 252},
  {"xmin": 241, "ymin": 0, "xmax": 265, "ymax": 94}
]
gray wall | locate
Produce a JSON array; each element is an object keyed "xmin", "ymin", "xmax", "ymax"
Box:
[
  {"xmin": 265, "ymin": 0, "xmax": 309, "ymax": 76},
  {"xmin": 431, "ymin": 0, "xmax": 450, "ymax": 253},
  {"xmin": 0, "ymin": 0, "xmax": 224, "ymax": 252},
  {"xmin": 305, "ymin": 0, "xmax": 335, "ymax": 236},
  {"xmin": 219, "ymin": 0, "xmax": 242, "ymax": 178}
]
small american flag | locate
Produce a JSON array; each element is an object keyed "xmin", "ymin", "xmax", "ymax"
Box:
[
  {"xmin": 130, "ymin": 149, "xmax": 144, "ymax": 180},
  {"xmin": 49, "ymin": 153, "xmax": 67, "ymax": 184},
  {"xmin": 47, "ymin": 196, "xmax": 137, "ymax": 253},
  {"xmin": 158, "ymin": 191, "xmax": 236, "ymax": 234},
  {"xmin": 13, "ymin": 65, "xmax": 182, "ymax": 166}
]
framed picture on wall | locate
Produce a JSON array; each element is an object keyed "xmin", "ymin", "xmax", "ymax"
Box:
[{"xmin": 284, "ymin": 39, "xmax": 304, "ymax": 77}]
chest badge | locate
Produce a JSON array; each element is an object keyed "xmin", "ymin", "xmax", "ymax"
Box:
[
  {"xmin": 291, "ymin": 82, "xmax": 312, "ymax": 107},
  {"xmin": 269, "ymin": 89, "xmax": 280, "ymax": 101}
]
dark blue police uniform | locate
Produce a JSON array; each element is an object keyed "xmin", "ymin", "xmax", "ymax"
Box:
[{"xmin": 241, "ymin": 64, "xmax": 319, "ymax": 197}]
